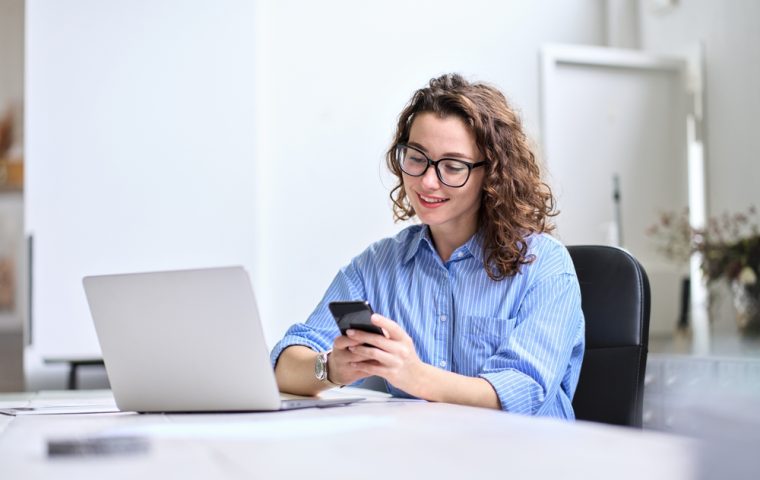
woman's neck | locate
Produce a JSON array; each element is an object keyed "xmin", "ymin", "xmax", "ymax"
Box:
[{"xmin": 428, "ymin": 222, "xmax": 478, "ymax": 263}]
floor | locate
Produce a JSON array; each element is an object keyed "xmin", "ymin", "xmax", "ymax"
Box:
[{"xmin": 644, "ymin": 353, "xmax": 760, "ymax": 432}]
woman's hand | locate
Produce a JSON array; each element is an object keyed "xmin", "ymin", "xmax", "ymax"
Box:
[
  {"xmin": 343, "ymin": 314, "xmax": 425, "ymax": 394},
  {"xmin": 327, "ymin": 330, "xmax": 375, "ymax": 387},
  {"xmin": 329, "ymin": 314, "xmax": 500, "ymax": 409}
]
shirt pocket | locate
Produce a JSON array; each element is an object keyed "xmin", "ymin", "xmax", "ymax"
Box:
[{"xmin": 462, "ymin": 316, "xmax": 517, "ymax": 357}]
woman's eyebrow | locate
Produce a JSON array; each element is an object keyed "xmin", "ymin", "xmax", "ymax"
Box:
[
  {"xmin": 407, "ymin": 141, "xmax": 428, "ymax": 152},
  {"xmin": 407, "ymin": 141, "xmax": 473, "ymax": 160},
  {"xmin": 441, "ymin": 151, "xmax": 474, "ymax": 160}
]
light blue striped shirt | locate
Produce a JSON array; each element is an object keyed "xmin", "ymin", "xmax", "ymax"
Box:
[{"xmin": 271, "ymin": 224, "xmax": 585, "ymax": 419}]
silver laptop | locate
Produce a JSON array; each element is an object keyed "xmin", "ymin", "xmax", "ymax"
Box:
[{"xmin": 83, "ymin": 266, "xmax": 363, "ymax": 412}]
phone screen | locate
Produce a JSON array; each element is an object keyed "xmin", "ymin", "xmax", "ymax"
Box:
[{"xmin": 328, "ymin": 301, "xmax": 385, "ymax": 336}]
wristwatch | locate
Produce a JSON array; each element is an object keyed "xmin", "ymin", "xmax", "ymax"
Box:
[
  {"xmin": 315, "ymin": 350, "xmax": 331, "ymax": 382},
  {"xmin": 315, "ymin": 350, "xmax": 343, "ymax": 387}
]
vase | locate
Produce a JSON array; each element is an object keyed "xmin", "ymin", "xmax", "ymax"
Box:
[{"xmin": 730, "ymin": 281, "xmax": 760, "ymax": 336}]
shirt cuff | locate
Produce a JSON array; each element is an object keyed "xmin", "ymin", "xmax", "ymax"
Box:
[
  {"xmin": 269, "ymin": 335, "xmax": 326, "ymax": 369},
  {"xmin": 480, "ymin": 370, "xmax": 545, "ymax": 415}
]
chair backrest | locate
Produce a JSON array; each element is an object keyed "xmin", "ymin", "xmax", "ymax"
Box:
[{"xmin": 568, "ymin": 245, "xmax": 651, "ymax": 427}]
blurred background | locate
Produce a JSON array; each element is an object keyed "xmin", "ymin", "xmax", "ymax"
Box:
[{"xmin": 1, "ymin": 0, "xmax": 759, "ymax": 445}]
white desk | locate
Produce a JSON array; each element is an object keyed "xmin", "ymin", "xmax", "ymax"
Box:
[{"xmin": 0, "ymin": 389, "xmax": 697, "ymax": 480}]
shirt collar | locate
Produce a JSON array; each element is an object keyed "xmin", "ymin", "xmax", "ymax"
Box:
[
  {"xmin": 403, "ymin": 225, "xmax": 433, "ymax": 264},
  {"xmin": 403, "ymin": 225, "xmax": 486, "ymax": 264},
  {"xmin": 461, "ymin": 229, "xmax": 486, "ymax": 264}
]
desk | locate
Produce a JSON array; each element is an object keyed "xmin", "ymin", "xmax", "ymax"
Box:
[{"xmin": 0, "ymin": 389, "xmax": 697, "ymax": 480}]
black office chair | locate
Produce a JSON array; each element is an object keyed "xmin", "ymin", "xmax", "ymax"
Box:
[{"xmin": 568, "ymin": 245, "xmax": 651, "ymax": 428}]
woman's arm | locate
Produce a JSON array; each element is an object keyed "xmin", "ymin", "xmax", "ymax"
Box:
[
  {"xmin": 274, "ymin": 332, "xmax": 374, "ymax": 396},
  {"xmin": 274, "ymin": 345, "xmax": 331, "ymax": 396},
  {"xmin": 408, "ymin": 362, "xmax": 501, "ymax": 410},
  {"xmin": 271, "ymin": 258, "xmax": 372, "ymax": 396}
]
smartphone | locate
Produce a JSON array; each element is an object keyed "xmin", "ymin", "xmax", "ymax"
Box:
[{"xmin": 328, "ymin": 301, "xmax": 385, "ymax": 336}]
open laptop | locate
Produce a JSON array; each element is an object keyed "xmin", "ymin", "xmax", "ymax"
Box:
[{"xmin": 82, "ymin": 266, "xmax": 363, "ymax": 412}]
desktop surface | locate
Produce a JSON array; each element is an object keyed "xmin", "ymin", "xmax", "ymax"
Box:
[{"xmin": 0, "ymin": 389, "xmax": 697, "ymax": 480}]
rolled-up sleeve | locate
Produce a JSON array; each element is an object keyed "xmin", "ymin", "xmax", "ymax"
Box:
[
  {"xmin": 270, "ymin": 260, "xmax": 367, "ymax": 367},
  {"xmin": 479, "ymin": 272, "xmax": 585, "ymax": 418}
]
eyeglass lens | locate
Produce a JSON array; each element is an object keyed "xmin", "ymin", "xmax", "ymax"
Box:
[{"xmin": 396, "ymin": 145, "xmax": 472, "ymax": 187}]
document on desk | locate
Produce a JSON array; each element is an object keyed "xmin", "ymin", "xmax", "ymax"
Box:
[
  {"xmin": 0, "ymin": 390, "xmax": 120, "ymax": 416},
  {"xmin": 0, "ymin": 404, "xmax": 121, "ymax": 416}
]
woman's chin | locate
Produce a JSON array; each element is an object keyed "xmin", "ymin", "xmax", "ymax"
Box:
[{"xmin": 416, "ymin": 211, "xmax": 445, "ymax": 227}]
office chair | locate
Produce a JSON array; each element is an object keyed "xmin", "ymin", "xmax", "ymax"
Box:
[{"xmin": 568, "ymin": 245, "xmax": 651, "ymax": 428}]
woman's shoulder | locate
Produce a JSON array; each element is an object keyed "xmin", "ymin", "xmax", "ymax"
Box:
[
  {"xmin": 354, "ymin": 224, "xmax": 424, "ymax": 265},
  {"xmin": 522, "ymin": 232, "xmax": 575, "ymax": 277}
]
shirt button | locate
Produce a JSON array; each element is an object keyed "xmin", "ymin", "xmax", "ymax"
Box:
[
  {"xmin": 439, "ymin": 360, "xmax": 447, "ymax": 368},
  {"xmin": 440, "ymin": 314, "xmax": 448, "ymax": 322}
]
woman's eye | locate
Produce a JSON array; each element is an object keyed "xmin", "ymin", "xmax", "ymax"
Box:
[
  {"xmin": 443, "ymin": 163, "xmax": 466, "ymax": 174},
  {"xmin": 410, "ymin": 156, "xmax": 427, "ymax": 164}
]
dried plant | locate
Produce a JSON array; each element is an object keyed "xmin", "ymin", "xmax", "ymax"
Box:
[
  {"xmin": 0, "ymin": 108, "xmax": 13, "ymax": 158},
  {"xmin": 647, "ymin": 206, "xmax": 760, "ymax": 286}
]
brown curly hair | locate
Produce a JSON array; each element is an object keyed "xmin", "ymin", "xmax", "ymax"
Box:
[{"xmin": 386, "ymin": 73, "xmax": 557, "ymax": 280}]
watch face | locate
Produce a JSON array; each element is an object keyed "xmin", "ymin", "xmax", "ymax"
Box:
[{"xmin": 315, "ymin": 353, "xmax": 328, "ymax": 381}]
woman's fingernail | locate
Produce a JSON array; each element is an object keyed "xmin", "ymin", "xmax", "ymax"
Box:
[{"xmin": 346, "ymin": 329, "xmax": 355, "ymax": 337}]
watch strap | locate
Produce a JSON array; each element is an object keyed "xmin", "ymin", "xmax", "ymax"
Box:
[{"xmin": 316, "ymin": 350, "xmax": 344, "ymax": 388}]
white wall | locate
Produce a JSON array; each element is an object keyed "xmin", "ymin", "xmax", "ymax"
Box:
[
  {"xmin": 25, "ymin": 0, "xmax": 259, "ymax": 363},
  {"xmin": 638, "ymin": 0, "xmax": 760, "ymax": 214},
  {"xmin": 255, "ymin": 0, "xmax": 606, "ymax": 343},
  {"xmin": 604, "ymin": 0, "xmax": 640, "ymax": 48}
]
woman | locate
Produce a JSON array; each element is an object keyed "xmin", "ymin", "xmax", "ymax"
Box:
[{"xmin": 271, "ymin": 74, "xmax": 584, "ymax": 418}]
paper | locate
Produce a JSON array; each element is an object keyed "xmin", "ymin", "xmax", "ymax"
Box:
[
  {"xmin": 0, "ymin": 390, "xmax": 119, "ymax": 416},
  {"xmin": 0, "ymin": 404, "xmax": 121, "ymax": 416}
]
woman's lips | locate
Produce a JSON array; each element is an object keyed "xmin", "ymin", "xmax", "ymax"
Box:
[{"xmin": 416, "ymin": 192, "xmax": 449, "ymax": 209}]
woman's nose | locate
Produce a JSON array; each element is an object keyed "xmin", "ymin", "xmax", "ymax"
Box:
[{"xmin": 421, "ymin": 164, "xmax": 440, "ymax": 189}]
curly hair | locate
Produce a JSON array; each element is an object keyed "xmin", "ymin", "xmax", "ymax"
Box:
[{"xmin": 386, "ymin": 73, "xmax": 557, "ymax": 280}]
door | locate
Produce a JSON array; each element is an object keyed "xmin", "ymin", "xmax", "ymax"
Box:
[{"xmin": 540, "ymin": 44, "xmax": 705, "ymax": 341}]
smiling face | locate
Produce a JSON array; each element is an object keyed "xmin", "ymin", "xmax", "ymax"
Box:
[{"xmin": 403, "ymin": 112, "xmax": 485, "ymax": 246}]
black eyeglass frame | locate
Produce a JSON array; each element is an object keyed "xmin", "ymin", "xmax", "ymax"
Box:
[{"xmin": 394, "ymin": 143, "xmax": 487, "ymax": 188}]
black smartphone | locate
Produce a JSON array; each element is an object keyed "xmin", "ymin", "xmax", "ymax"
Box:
[{"xmin": 328, "ymin": 301, "xmax": 385, "ymax": 336}]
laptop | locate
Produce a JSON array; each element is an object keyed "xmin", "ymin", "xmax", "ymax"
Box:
[{"xmin": 82, "ymin": 266, "xmax": 363, "ymax": 412}]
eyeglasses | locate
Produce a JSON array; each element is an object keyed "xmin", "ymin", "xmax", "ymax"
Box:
[{"xmin": 394, "ymin": 143, "xmax": 487, "ymax": 188}]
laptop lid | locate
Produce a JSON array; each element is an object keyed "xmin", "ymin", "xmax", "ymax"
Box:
[{"xmin": 83, "ymin": 266, "xmax": 351, "ymax": 412}]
